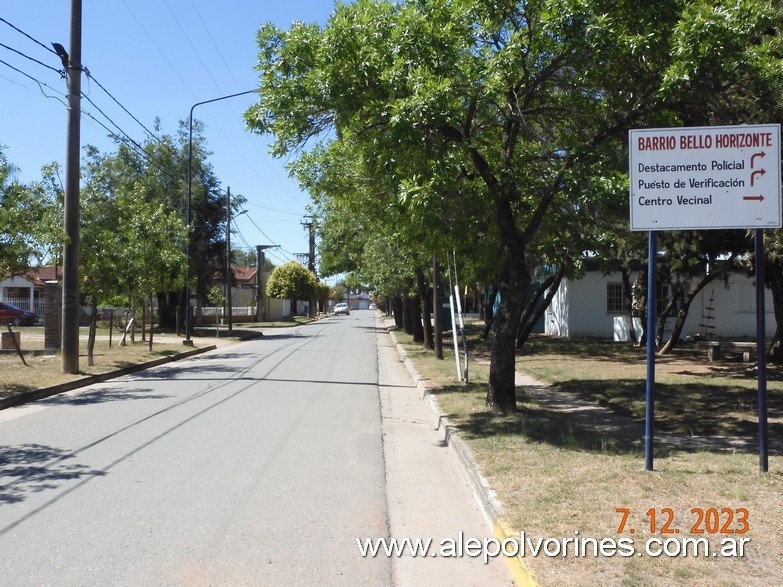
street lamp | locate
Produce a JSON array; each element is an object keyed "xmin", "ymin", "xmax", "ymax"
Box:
[{"xmin": 185, "ymin": 89, "xmax": 257, "ymax": 345}]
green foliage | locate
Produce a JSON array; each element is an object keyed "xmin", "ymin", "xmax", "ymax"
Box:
[
  {"xmin": 207, "ymin": 286, "xmax": 225, "ymax": 307},
  {"xmin": 0, "ymin": 149, "xmax": 63, "ymax": 275},
  {"xmin": 80, "ymin": 139, "xmax": 188, "ymax": 307},
  {"xmin": 247, "ymin": 0, "xmax": 783, "ymax": 406},
  {"xmin": 313, "ymin": 281, "xmax": 332, "ymax": 303},
  {"xmin": 266, "ymin": 261, "xmax": 317, "ymax": 303}
]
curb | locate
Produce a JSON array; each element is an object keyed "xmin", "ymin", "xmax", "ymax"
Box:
[
  {"xmin": 386, "ymin": 327, "xmax": 537, "ymax": 587},
  {"xmin": 0, "ymin": 345, "xmax": 217, "ymax": 411}
]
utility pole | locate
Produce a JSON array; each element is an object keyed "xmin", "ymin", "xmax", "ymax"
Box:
[
  {"xmin": 255, "ymin": 245, "xmax": 275, "ymax": 322},
  {"xmin": 225, "ymin": 187, "xmax": 232, "ymax": 334},
  {"xmin": 300, "ymin": 216, "xmax": 316, "ymax": 316},
  {"xmin": 60, "ymin": 0, "xmax": 82, "ymax": 374},
  {"xmin": 299, "ymin": 216, "xmax": 316, "ymax": 274}
]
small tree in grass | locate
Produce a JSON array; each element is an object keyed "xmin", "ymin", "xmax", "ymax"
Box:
[{"xmin": 266, "ymin": 261, "xmax": 317, "ymax": 318}]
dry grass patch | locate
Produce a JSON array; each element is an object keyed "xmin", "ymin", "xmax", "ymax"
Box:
[
  {"xmin": 517, "ymin": 336, "xmax": 783, "ymax": 440},
  {"xmin": 0, "ymin": 329, "xmax": 209, "ymax": 400},
  {"xmin": 391, "ymin": 326, "xmax": 783, "ymax": 586}
]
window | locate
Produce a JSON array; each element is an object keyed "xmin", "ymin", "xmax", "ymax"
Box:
[
  {"xmin": 656, "ymin": 283, "xmax": 671, "ymax": 315},
  {"xmin": 738, "ymin": 282, "xmax": 774, "ymax": 313},
  {"xmin": 606, "ymin": 283, "xmax": 625, "ymax": 313}
]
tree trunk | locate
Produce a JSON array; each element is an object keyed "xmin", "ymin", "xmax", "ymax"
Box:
[
  {"xmin": 659, "ymin": 264, "xmax": 734, "ymax": 354},
  {"xmin": 655, "ymin": 287, "xmax": 680, "ymax": 350},
  {"xmin": 141, "ymin": 301, "xmax": 147, "ymax": 342},
  {"xmin": 157, "ymin": 291, "xmax": 179, "ymax": 330},
  {"xmin": 516, "ymin": 262, "xmax": 565, "ymax": 350},
  {"xmin": 392, "ymin": 296, "xmax": 404, "ymax": 329},
  {"xmin": 401, "ymin": 295, "xmax": 413, "ymax": 335},
  {"xmin": 148, "ymin": 295, "xmax": 154, "ymax": 352},
  {"xmin": 87, "ymin": 296, "xmax": 97, "ymax": 367},
  {"xmin": 481, "ymin": 284, "xmax": 499, "ymax": 339},
  {"xmin": 767, "ymin": 261, "xmax": 783, "ymax": 363},
  {"xmin": 486, "ymin": 261, "xmax": 530, "ymax": 413},
  {"xmin": 415, "ymin": 267, "xmax": 433, "ymax": 350},
  {"xmin": 410, "ymin": 294, "xmax": 424, "ymax": 343},
  {"xmin": 432, "ymin": 257, "xmax": 443, "ymax": 359}
]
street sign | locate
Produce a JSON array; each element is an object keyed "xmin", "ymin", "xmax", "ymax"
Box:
[{"xmin": 629, "ymin": 124, "xmax": 781, "ymax": 231}]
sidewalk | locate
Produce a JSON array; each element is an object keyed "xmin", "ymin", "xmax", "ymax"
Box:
[{"xmin": 376, "ymin": 318, "xmax": 516, "ymax": 586}]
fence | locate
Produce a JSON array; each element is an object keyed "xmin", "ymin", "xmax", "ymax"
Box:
[
  {"xmin": 1, "ymin": 297, "xmax": 94, "ymax": 322},
  {"xmin": 199, "ymin": 306, "xmax": 255, "ymax": 324},
  {"xmin": 1, "ymin": 297, "xmax": 46, "ymax": 317},
  {"xmin": 1, "ymin": 297, "xmax": 255, "ymax": 324},
  {"xmin": 200, "ymin": 306, "xmax": 255, "ymax": 317}
]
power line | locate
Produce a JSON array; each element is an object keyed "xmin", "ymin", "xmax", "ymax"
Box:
[
  {"xmin": 244, "ymin": 213, "xmax": 279, "ymax": 248},
  {"xmin": 244, "ymin": 201, "xmax": 304, "ymax": 216},
  {"xmin": 0, "ymin": 41, "xmax": 64, "ymax": 77},
  {"xmin": 0, "ymin": 17, "xmax": 58, "ymax": 56},
  {"xmin": 81, "ymin": 92, "xmax": 148, "ymax": 154},
  {"xmin": 85, "ymin": 71, "xmax": 174, "ymax": 154},
  {"xmin": 0, "ymin": 57, "xmax": 66, "ymax": 103},
  {"xmin": 118, "ymin": 0, "xmax": 200, "ymax": 101},
  {"xmin": 234, "ymin": 225, "xmax": 253, "ymax": 251},
  {"xmin": 187, "ymin": 0, "xmax": 248, "ymax": 102},
  {"xmin": 161, "ymin": 0, "xmax": 226, "ymax": 101},
  {"xmin": 117, "ymin": 2, "xmax": 301, "ymax": 210}
]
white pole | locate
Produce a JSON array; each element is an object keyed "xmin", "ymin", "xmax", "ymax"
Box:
[
  {"xmin": 449, "ymin": 294, "xmax": 461, "ymax": 381},
  {"xmin": 454, "ymin": 285, "xmax": 468, "ymax": 382}
]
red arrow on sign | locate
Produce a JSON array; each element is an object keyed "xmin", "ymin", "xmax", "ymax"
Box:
[
  {"xmin": 750, "ymin": 169, "xmax": 766, "ymax": 186},
  {"xmin": 743, "ymin": 195, "xmax": 765, "ymax": 202},
  {"xmin": 751, "ymin": 151, "xmax": 766, "ymax": 168}
]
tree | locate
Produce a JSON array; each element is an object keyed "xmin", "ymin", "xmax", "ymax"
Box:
[
  {"xmin": 314, "ymin": 281, "xmax": 332, "ymax": 313},
  {"xmin": 1, "ymin": 149, "xmax": 63, "ymax": 276},
  {"xmin": 266, "ymin": 261, "xmax": 317, "ymax": 317},
  {"xmin": 80, "ymin": 143, "xmax": 188, "ymax": 359},
  {"xmin": 247, "ymin": 0, "xmax": 783, "ymax": 412}
]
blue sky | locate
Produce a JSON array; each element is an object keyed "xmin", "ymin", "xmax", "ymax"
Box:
[{"xmin": 1, "ymin": 1, "xmax": 342, "ymax": 276}]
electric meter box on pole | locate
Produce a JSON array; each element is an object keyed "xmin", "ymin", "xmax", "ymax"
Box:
[{"xmin": 629, "ymin": 124, "xmax": 781, "ymax": 231}]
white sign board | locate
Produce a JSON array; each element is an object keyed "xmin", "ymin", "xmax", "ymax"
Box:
[{"xmin": 629, "ymin": 124, "xmax": 781, "ymax": 231}]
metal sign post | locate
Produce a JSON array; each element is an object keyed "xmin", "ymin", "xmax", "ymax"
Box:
[
  {"xmin": 644, "ymin": 231, "xmax": 657, "ymax": 472},
  {"xmin": 755, "ymin": 230, "xmax": 769, "ymax": 473}
]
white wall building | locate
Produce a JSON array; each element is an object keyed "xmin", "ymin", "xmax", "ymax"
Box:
[{"xmin": 545, "ymin": 271, "xmax": 774, "ymax": 340}]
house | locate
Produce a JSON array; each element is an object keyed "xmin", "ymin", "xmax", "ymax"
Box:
[
  {"xmin": 0, "ymin": 266, "xmax": 61, "ymax": 316},
  {"xmin": 343, "ymin": 291, "xmax": 373, "ymax": 310},
  {"xmin": 206, "ymin": 266, "xmax": 298, "ymax": 322},
  {"xmin": 545, "ymin": 269, "xmax": 774, "ymax": 340}
]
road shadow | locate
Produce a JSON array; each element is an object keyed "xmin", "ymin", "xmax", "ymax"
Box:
[
  {"xmin": 189, "ymin": 352, "xmax": 251, "ymax": 362},
  {"xmin": 357, "ymin": 326, "xmax": 388, "ymax": 334},
  {"xmin": 38, "ymin": 387, "xmax": 170, "ymax": 406},
  {"xmin": 191, "ymin": 328, "xmax": 264, "ymax": 341},
  {"xmin": 0, "ymin": 443, "xmax": 106, "ymax": 505}
]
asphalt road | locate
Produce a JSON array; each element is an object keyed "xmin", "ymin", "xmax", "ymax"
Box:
[{"xmin": 0, "ymin": 312, "xmax": 390, "ymax": 585}]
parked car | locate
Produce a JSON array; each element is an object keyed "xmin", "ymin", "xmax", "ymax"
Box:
[
  {"xmin": 368, "ymin": 303, "xmax": 376, "ymax": 310},
  {"xmin": 333, "ymin": 302, "xmax": 350, "ymax": 315},
  {"xmin": 0, "ymin": 301, "xmax": 38, "ymax": 326}
]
